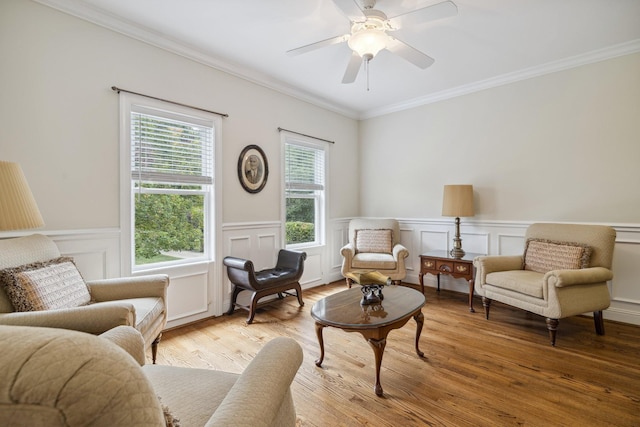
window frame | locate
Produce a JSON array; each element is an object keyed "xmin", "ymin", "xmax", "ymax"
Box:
[
  {"xmin": 281, "ymin": 132, "xmax": 328, "ymax": 249},
  {"xmin": 119, "ymin": 93, "xmax": 220, "ymax": 274}
]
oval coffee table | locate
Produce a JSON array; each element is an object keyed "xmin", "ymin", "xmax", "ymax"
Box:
[{"xmin": 310, "ymin": 285, "xmax": 425, "ymax": 396}]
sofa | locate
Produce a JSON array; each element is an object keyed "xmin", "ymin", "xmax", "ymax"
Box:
[
  {"xmin": 474, "ymin": 223, "xmax": 616, "ymax": 345},
  {"xmin": 0, "ymin": 234, "xmax": 169, "ymax": 362},
  {"xmin": 0, "ymin": 325, "xmax": 303, "ymax": 426}
]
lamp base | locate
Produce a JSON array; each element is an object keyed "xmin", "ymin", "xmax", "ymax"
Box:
[
  {"xmin": 450, "ymin": 217, "xmax": 465, "ymax": 259},
  {"xmin": 449, "ymin": 246, "xmax": 466, "ymax": 259}
]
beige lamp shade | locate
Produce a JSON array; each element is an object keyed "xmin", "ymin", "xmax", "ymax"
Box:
[
  {"xmin": 442, "ymin": 185, "xmax": 475, "ymax": 217},
  {"xmin": 0, "ymin": 161, "xmax": 44, "ymax": 230}
]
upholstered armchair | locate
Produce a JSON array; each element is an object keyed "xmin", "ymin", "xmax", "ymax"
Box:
[
  {"xmin": 341, "ymin": 218, "xmax": 409, "ymax": 286},
  {"xmin": 0, "ymin": 234, "xmax": 169, "ymax": 363},
  {"xmin": 474, "ymin": 223, "xmax": 616, "ymax": 346},
  {"xmin": 0, "ymin": 325, "xmax": 303, "ymax": 427}
]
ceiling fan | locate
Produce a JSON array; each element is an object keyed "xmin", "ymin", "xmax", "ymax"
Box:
[{"xmin": 286, "ymin": 0, "xmax": 458, "ymax": 86}]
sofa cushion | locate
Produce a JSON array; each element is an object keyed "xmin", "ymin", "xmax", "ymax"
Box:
[
  {"xmin": 352, "ymin": 253, "xmax": 397, "ymax": 270},
  {"xmin": 0, "ymin": 257, "xmax": 91, "ymax": 312},
  {"xmin": 524, "ymin": 239, "xmax": 591, "ymax": 274},
  {"xmin": 486, "ymin": 270, "xmax": 545, "ymax": 298},
  {"xmin": 355, "ymin": 229, "xmax": 393, "ymax": 254}
]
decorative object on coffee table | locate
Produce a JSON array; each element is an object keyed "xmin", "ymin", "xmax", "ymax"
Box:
[
  {"xmin": 442, "ymin": 184, "xmax": 475, "ymax": 259},
  {"xmin": 360, "ymin": 284, "xmax": 384, "ymax": 305}
]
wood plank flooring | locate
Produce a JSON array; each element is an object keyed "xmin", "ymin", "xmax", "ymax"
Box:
[{"xmin": 154, "ymin": 282, "xmax": 640, "ymax": 427}]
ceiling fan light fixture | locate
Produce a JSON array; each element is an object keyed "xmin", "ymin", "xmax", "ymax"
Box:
[{"xmin": 347, "ymin": 27, "xmax": 388, "ymax": 58}]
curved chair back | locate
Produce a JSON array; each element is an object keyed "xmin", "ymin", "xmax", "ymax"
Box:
[{"xmin": 525, "ymin": 223, "xmax": 616, "ymax": 269}]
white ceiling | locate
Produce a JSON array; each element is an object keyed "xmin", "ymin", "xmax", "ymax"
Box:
[{"xmin": 40, "ymin": 0, "xmax": 640, "ymax": 118}]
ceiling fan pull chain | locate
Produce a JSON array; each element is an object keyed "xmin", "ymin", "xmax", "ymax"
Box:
[{"xmin": 366, "ymin": 57, "xmax": 370, "ymax": 91}]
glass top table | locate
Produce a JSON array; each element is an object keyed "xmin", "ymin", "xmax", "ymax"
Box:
[{"xmin": 310, "ymin": 285, "xmax": 426, "ymax": 396}]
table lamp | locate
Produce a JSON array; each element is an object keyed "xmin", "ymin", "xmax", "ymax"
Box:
[
  {"xmin": 0, "ymin": 161, "xmax": 44, "ymax": 230},
  {"xmin": 442, "ymin": 184, "xmax": 474, "ymax": 259}
]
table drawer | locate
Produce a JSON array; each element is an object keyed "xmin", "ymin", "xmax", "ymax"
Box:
[
  {"xmin": 453, "ymin": 262, "xmax": 471, "ymax": 275},
  {"xmin": 421, "ymin": 258, "xmax": 437, "ymax": 270},
  {"xmin": 436, "ymin": 260, "xmax": 454, "ymax": 273}
]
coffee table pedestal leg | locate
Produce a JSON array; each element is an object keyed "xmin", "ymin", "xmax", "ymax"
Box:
[
  {"xmin": 314, "ymin": 322, "xmax": 325, "ymax": 367},
  {"xmin": 367, "ymin": 337, "xmax": 387, "ymax": 396}
]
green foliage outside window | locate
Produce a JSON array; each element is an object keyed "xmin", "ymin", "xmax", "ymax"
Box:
[
  {"xmin": 286, "ymin": 197, "xmax": 315, "ymax": 244},
  {"xmin": 135, "ymin": 192, "xmax": 204, "ymax": 264}
]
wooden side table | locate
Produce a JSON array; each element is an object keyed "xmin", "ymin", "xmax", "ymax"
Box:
[{"xmin": 419, "ymin": 250, "xmax": 482, "ymax": 312}]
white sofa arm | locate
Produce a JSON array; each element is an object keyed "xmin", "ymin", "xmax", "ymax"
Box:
[
  {"xmin": 100, "ymin": 326, "xmax": 146, "ymax": 366},
  {"xmin": 206, "ymin": 337, "xmax": 303, "ymax": 427},
  {"xmin": 87, "ymin": 274, "xmax": 169, "ymax": 302},
  {"xmin": 0, "ymin": 301, "xmax": 135, "ymax": 333},
  {"xmin": 545, "ymin": 267, "xmax": 613, "ymax": 288}
]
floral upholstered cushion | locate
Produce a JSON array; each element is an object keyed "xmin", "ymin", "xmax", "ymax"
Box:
[
  {"xmin": 0, "ymin": 257, "xmax": 90, "ymax": 311},
  {"xmin": 524, "ymin": 239, "xmax": 591, "ymax": 274},
  {"xmin": 355, "ymin": 229, "xmax": 393, "ymax": 254}
]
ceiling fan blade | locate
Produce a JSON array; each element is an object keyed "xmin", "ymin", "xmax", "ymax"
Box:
[
  {"xmin": 386, "ymin": 37, "xmax": 435, "ymax": 69},
  {"xmin": 331, "ymin": 0, "xmax": 364, "ymax": 22},
  {"xmin": 389, "ymin": 0, "xmax": 458, "ymax": 29},
  {"xmin": 342, "ymin": 51, "xmax": 362, "ymax": 83},
  {"xmin": 286, "ymin": 34, "xmax": 349, "ymax": 56}
]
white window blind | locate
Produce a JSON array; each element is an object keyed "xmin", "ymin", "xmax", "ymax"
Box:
[
  {"xmin": 285, "ymin": 142, "xmax": 325, "ymax": 192},
  {"xmin": 131, "ymin": 110, "xmax": 213, "ymax": 185}
]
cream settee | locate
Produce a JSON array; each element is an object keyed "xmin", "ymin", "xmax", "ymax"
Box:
[
  {"xmin": 0, "ymin": 325, "xmax": 303, "ymax": 426},
  {"xmin": 474, "ymin": 223, "xmax": 616, "ymax": 345},
  {"xmin": 0, "ymin": 234, "xmax": 168, "ymax": 362}
]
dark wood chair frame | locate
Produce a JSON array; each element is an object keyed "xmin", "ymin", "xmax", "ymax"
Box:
[{"xmin": 223, "ymin": 250, "xmax": 306, "ymax": 324}]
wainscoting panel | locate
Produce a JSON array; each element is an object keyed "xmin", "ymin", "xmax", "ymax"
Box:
[
  {"xmin": 52, "ymin": 231, "xmax": 120, "ymax": 281},
  {"xmin": 165, "ymin": 266, "xmax": 210, "ymax": 324}
]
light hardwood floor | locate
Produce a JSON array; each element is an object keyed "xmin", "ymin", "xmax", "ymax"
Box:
[{"xmin": 155, "ymin": 282, "xmax": 640, "ymax": 427}]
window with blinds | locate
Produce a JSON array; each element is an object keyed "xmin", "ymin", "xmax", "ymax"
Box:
[
  {"xmin": 284, "ymin": 139, "xmax": 326, "ymax": 246},
  {"xmin": 128, "ymin": 105, "xmax": 215, "ymax": 268}
]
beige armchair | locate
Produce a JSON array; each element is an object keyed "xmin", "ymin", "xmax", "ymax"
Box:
[
  {"xmin": 0, "ymin": 234, "xmax": 168, "ymax": 363},
  {"xmin": 0, "ymin": 325, "xmax": 303, "ymax": 427},
  {"xmin": 341, "ymin": 218, "xmax": 409, "ymax": 286},
  {"xmin": 474, "ymin": 223, "xmax": 616, "ymax": 346}
]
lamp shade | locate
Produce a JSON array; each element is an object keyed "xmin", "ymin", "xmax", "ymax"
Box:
[
  {"xmin": 0, "ymin": 161, "xmax": 44, "ymax": 230},
  {"xmin": 442, "ymin": 185, "xmax": 474, "ymax": 217}
]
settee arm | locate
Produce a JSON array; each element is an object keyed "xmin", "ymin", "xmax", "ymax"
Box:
[
  {"xmin": 545, "ymin": 267, "xmax": 613, "ymax": 288},
  {"xmin": 0, "ymin": 301, "xmax": 135, "ymax": 334},
  {"xmin": 206, "ymin": 337, "xmax": 303, "ymax": 427},
  {"xmin": 392, "ymin": 243, "xmax": 409, "ymax": 260},
  {"xmin": 100, "ymin": 326, "xmax": 146, "ymax": 366},
  {"xmin": 340, "ymin": 243, "xmax": 355, "ymax": 273},
  {"xmin": 474, "ymin": 255, "xmax": 524, "ymax": 287},
  {"xmin": 87, "ymin": 274, "xmax": 168, "ymax": 302}
]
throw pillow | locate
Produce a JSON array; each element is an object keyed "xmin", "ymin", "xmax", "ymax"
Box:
[
  {"xmin": 0, "ymin": 257, "xmax": 91, "ymax": 312},
  {"xmin": 355, "ymin": 229, "xmax": 393, "ymax": 254},
  {"xmin": 524, "ymin": 239, "xmax": 592, "ymax": 274}
]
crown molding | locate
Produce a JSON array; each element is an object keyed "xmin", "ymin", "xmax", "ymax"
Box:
[
  {"xmin": 33, "ymin": 1, "xmax": 640, "ymax": 121},
  {"xmin": 33, "ymin": 0, "xmax": 360, "ymax": 119},
  {"xmin": 360, "ymin": 39, "xmax": 640, "ymax": 119}
]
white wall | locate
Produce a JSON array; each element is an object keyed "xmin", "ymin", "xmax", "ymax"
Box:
[
  {"xmin": 0, "ymin": 0, "xmax": 360, "ymax": 230},
  {"xmin": 359, "ymin": 53, "xmax": 640, "ymax": 223}
]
